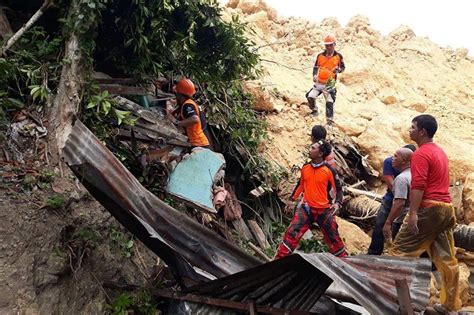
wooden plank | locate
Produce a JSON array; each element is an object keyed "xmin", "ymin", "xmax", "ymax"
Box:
[
  {"xmin": 248, "ymin": 242, "xmax": 272, "ymax": 262},
  {"xmin": 247, "ymin": 220, "xmax": 270, "ymax": 249},
  {"xmin": 249, "ymin": 301, "xmax": 257, "ymax": 315},
  {"xmin": 231, "ymin": 218, "xmax": 254, "ymax": 241},
  {"xmin": 116, "ymin": 129, "xmax": 152, "ymax": 141},
  {"xmin": 349, "ymin": 180, "xmax": 366, "ymax": 189},
  {"xmin": 249, "ymin": 186, "xmax": 268, "ymax": 199},
  {"xmin": 395, "ymin": 278, "xmax": 414, "ymax": 315},
  {"xmin": 99, "ymin": 84, "xmax": 146, "ymax": 95},
  {"xmin": 152, "ymin": 289, "xmax": 318, "ymax": 315},
  {"xmin": 146, "ymin": 146, "xmax": 174, "ymax": 162},
  {"xmin": 335, "ymin": 144, "xmax": 350, "ymax": 156},
  {"xmin": 344, "ymin": 186, "xmax": 383, "ymax": 202},
  {"xmin": 133, "ymin": 123, "xmax": 189, "ymax": 146},
  {"xmin": 117, "ymin": 128, "xmax": 191, "ymax": 148}
]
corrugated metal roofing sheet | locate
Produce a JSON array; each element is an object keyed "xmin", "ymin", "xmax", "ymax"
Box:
[
  {"xmin": 62, "ymin": 121, "xmax": 261, "ymax": 285},
  {"xmin": 187, "ymin": 253, "xmax": 432, "ymax": 315}
]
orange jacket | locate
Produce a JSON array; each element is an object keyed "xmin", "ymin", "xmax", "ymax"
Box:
[
  {"xmin": 291, "ymin": 162, "xmax": 340, "ymax": 209},
  {"xmin": 313, "ymin": 51, "xmax": 345, "ymax": 84},
  {"xmin": 179, "ymin": 99, "xmax": 209, "ymax": 147}
]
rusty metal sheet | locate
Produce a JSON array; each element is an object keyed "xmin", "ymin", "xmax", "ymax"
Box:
[
  {"xmin": 304, "ymin": 254, "xmax": 431, "ymax": 314},
  {"xmin": 187, "ymin": 253, "xmax": 431, "ymax": 315},
  {"xmin": 62, "ymin": 121, "xmax": 261, "ymax": 286}
]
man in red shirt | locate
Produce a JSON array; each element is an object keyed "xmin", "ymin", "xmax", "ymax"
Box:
[
  {"xmin": 275, "ymin": 140, "xmax": 346, "ymax": 259},
  {"xmin": 390, "ymin": 114, "xmax": 461, "ymax": 313}
]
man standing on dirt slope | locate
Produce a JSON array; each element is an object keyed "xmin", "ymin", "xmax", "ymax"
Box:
[
  {"xmin": 367, "ymin": 144, "xmax": 416, "ymax": 255},
  {"xmin": 306, "ymin": 35, "xmax": 345, "ymax": 126},
  {"xmin": 166, "ymin": 77, "xmax": 211, "ymax": 148},
  {"xmin": 390, "ymin": 114, "xmax": 461, "ymax": 314},
  {"xmin": 275, "ymin": 140, "xmax": 347, "ymax": 259},
  {"xmin": 382, "ymin": 147, "xmax": 414, "ymax": 241}
]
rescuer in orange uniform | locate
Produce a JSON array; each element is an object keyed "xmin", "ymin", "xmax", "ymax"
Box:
[
  {"xmin": 167, "ymin": 78, "xmax": 210, "ymax": 148},
  {"xmin": 275, "ymin": 140, "xmax": 347, "ymax": 259},
  {"xmin": 306, "ymin": 35, "xmax": 345, "ymax": 126}
]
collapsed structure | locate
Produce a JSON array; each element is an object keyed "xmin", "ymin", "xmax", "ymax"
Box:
[{"xmin": 63, "ymin": 120, "xmax": 433, "ymax": 314}]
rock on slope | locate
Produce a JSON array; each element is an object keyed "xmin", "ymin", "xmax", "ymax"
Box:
[{"xmin": 223, "ymin": 0, "xmax": 474, "ymax": 182}]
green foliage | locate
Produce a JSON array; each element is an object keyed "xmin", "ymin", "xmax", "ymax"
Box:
[
  {"xmin": 110, "ymin": 227, "xmax": 135, "ymax": 258},
  {"xmin": 0, "ymin": 27, "xmax": 63, "ymax": 119},
  {"xmin": 85, "ymin": 89, "xmax": 136, "ymax": 125},
  {"xmin": 107, "ymin": 293, "xmax": 133, "ymax": 315},
  {"xmin": 39, "ymin": 170, "xmax": 55, "ymax": 183},
  {"xmin": 107, "ymin": 290, "xmax": 156, "ymax": 315},
  {"xmin": 263, "ymin": 221, "xmax": 287, "ymax": 257},
  {"xmin": 74, "ymin": 227, "xmax": 101, "ymax": 245},
  {"xmin": 134, "ymin": 291, "xmax": 157, "ymax": 315},
  {"xmin": 29, "ymin": 84, "xmax": 50, "ymax": 102},
  {"xmin": 326, "ymin": 78, "xmax": 336, "ymax": 88},
  {"xmin": 95, "ymin": 0, "xmax": 258, "ymax": 83},
  {"xmin": 46, "ymin": 194, "xmax": 66, "ymax": 209},
  {"xmin": 299, "ymin": 235, "xmax": 329, "ymax": 253},
  {"xmin": 90, "ymin": 1, "xmax": 279, "ymax": 190}
]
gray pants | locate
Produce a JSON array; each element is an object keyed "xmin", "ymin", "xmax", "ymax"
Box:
[{"xmin": 306, "ymin": 85, "xmax": 337, "ymax": 123}]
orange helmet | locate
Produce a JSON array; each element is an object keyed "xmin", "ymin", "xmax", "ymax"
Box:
[
  {"xmin": 174, "ymin": 78, "xmax": 196, "ymax": 97},
  {"xmin": 323, "ymin": 35, "xmax": 336, "ymax": 45}
]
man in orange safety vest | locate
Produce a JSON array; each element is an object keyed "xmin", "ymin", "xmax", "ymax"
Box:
[{"xmin": 306, "ymin": 35, "xmax": 345, "ymax": 126}]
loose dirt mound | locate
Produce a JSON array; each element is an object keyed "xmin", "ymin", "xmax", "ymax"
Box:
[{"xmin": 224, "ymin": 0, "xmax": 474, "ymax": 181}]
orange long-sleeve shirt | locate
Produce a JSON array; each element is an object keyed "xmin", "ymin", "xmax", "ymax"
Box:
[{"xmin": 291, "ymin": 163, "xmax": 337, "ymax": 209}]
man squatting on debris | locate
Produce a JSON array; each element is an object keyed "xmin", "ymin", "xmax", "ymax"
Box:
[
  {"xmin": 306, "ymin": 35, "xmax": 345, "ymax": 126},
  {"xmin": 389, "ymin": 114, "xmax": 461, "ymax": 313},
  {"xmin": 275, "ymin": 140, "xmax": 347, "ymax": 259}
]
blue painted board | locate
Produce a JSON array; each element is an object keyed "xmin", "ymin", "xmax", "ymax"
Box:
[{"xmin": 166, "ymin": 148, "xmax": 225, "ymax": 213}]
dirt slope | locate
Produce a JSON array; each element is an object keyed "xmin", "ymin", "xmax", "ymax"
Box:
[
  {"xmin": 224, "ymin": 0, "xmax": 474, "ymax": 181},
  {"xmin": 0, "ymin": 169, "xmax": 158, "ymax": 313}
]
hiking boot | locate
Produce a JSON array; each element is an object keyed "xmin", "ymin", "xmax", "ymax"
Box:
[{"xmin": 310, "ymin": 109, "xmax": 319, "ymax": 117}]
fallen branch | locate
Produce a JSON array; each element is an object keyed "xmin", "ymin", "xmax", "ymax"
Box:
[
  {"xmin": 248, "ymin": 242, "xmax": 272, "ymax": 262},
  {"xmin": 1, "ymin": 0, "xmax": 53, "ymax": 56}
]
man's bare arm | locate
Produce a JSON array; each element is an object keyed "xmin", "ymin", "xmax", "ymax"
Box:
[
  {"xmin": 385, "ymin": 199, "xmax": 405, "ymax": 225},
  {"xmin": 177, "ymin": 115, "xmax": 199, "ymax": 127}
]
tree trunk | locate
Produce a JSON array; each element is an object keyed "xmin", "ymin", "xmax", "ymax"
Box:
[
  {"xmin": 0, "ymin": 6, "xmax": 12, "ymax": 38},
  {"xmin": 48, "ymin": 33, "xmax": 84, "ymax": 161},
  {"xmin": 47, "ymin": 0, "xmax": 90, "ymax": 162}
]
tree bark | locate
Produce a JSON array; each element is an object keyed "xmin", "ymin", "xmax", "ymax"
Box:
[
  {"xmin": 0, "ymin": 6, "xmax": 12, "ymax": 39},
  {"xmin": 48, "ymin": 0, "xmax": 86, "ymax": 161}
]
